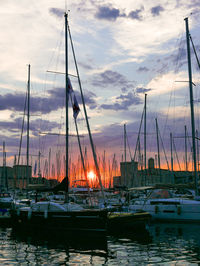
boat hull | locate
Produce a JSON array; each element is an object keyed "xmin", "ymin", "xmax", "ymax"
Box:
[
  {"xmin": 130, "ymin": 198, "xmax": 200, "ymax": 222},
  {"xmin": 107, "ymin": 211, "xmax": 151, "ymax": 232},
  {"xmin": 10, "ymin": 209, "xmax": 108, "ymax": 234}
]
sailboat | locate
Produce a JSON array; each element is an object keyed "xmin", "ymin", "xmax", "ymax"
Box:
[
  {"xmin": 129, "ymin": 17, "xmax": 200, "ymax": 223},
  {"xmin": 10, "ymin": 12, "xmax": 108, "ymax": 234}
]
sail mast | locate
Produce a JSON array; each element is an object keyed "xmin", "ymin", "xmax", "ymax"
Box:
[
  {"xmin": 185, "ymin": 17, "xmax": 198, "ymax": 195},
  {"xmin": 65, "ymin": 12, "xmax": 69, "ymax": 194},
  {"xmin": 26, "ymin": 64, "xmax": 30, "ymax": 188},
  {"xmin": 67, "ymin": 24, "xmax": 105, "ymax": 200},
  {"xmin": 144, "ymin": 93, "xmax": 147, "ymax": 184}
]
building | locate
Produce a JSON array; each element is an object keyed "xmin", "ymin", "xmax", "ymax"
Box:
[{"xmin": 113, "ymin": 157, "xmax": 195, "ymax": 188}]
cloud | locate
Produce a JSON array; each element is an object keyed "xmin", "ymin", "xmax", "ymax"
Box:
[
  {"xmin": 128, "ymin": 8, "xmax": 144, "ymax": 21},
  {"xmin": 136, "ymin": 87, "xmax": 152, "ymax": 94},
  {"xmin": 91, "ymin": 70, "xmax": 134, "ymax": 89},
  {"xmin": 78, "ymin": 62, "xmax": 94, "ymax": 70},
  {"xmin": 100, "ymin": 91, "xmax": 142, "ymax": 111},
  {"xmin": 0, "ymin": 117, "xmax": 60, "ymax": 138},
  {"xmin": 137, "ymin": 66, "xmax": 149, "ymax": 72},
  {"xmin": 151, "ymin": 6, "xmax": 164, "ymax": 16},
  {"xmin": 95, "ymin": 6, "xmax": 125, "ymax": 21},
  {"xmin": 0, "ymin": 85, "xmax": 98, "ymax": 114},
  {"xmin": 49, "ymin": 8, "xmax": 64, "ymax": 18}
]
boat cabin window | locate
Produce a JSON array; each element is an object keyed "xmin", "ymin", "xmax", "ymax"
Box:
[{"xmin": 149, "ymin": 189, "xmax": 173, "ymax": 199}]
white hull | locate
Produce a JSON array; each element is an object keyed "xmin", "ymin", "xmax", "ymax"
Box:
[{"xmin": 129, "ymin": 198, "xmax": 200, "ymax": 222}]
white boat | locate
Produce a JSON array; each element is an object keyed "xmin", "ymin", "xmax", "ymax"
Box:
[{"xmin": 129, "ymin": 188, "xmax": 200, "ymax": 222}]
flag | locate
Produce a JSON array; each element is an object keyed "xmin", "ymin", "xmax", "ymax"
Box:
[
  {"xmin": 68, "ymin": 77, "xmax": 80, "ymax": 119},
  {"xmin": 68, "ymin": 78, "xmax": 73, "ymax": 94},
  {"xmin": 72, "ymin": 94, "xmax": 80, "ymax": 119}
]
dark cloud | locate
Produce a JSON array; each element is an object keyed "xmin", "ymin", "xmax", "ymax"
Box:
[
  {"xmin": 121, "ymin": 87, "xmax": 128, "ymax": 93},
  {"xmin": 0, "ymin": 117, "xmax": 59, "ymax": 133},
  {"xmin": 95, "ymin": 6, "xmax": 125, "ymax": 21},
  {"xmin": 151, "ymin": 6, "xmax": 164, "ymax": 16},
  {"xmin": 100, "ymin": 91, "xmax": 142, "ymax": 111},
  {"xmin": 49, "ymin": 8, "xmax": 64, "ymax": 18},
  {"xmin": 78, "ymin": 62, "xmax": 93, "ymax": 70},
  {"xmin": 0, "ymin": 86, "xmax": 98, "ymax": 114},
  {"xmin": 91, "ymin": 70, "xmax": 135, "ymax": 89},
  {"xmin": 137, "ymin": 66, "xmax": 149, "ymax": 72},
  {"xmin": 128, "ymin": 8, "xmax": 143, "ymax": 21},
  {"xmin": 136, "ymin": 87, "xmax": 152, "ymax": 94}
]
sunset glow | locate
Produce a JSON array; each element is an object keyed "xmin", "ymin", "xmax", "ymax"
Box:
[{"xmin": 88, "ymin": 171, "xmax": 95, "ymax": 180}]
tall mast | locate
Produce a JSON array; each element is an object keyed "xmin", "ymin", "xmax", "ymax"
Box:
[
  {"xmin": 65, "ymin": 13, "xmax": 69, "ymax": 194},
  {"xmin": 26, "ymin": 64, "xmax": 30, "ymax": 187},
  {"xmin": 68, "ymin": 24, "xmax": 105, "ymax": 200},
  {"xmin": 185, "ymin": 17, "xmax": 198, "ymax": 195},
  {"xmin": 124, "ymin": 124, "xmax": 127, "ymax": 187},
  {"xmin": 144, "ymin": 93, "xmax": 147, "ymax": 184}
]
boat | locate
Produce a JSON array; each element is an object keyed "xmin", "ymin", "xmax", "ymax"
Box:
[
  {"xmin": 10, "ymin": 12, "xmax": 108, "ymax": 234},
  {"xmin": 107, "ymin": 210, "xmax": 151, "ymax": 232},
  {"xmin": 129, "ymin": 187, "xmax": 200, "ymax": 222}
]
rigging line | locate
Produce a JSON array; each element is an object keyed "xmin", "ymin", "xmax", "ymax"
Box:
[
  {"xmin": 189, "ymin": 34, "xmax": 200, "ymax": 134},
  {"xmin": 158, "ymin": 123, "xmax": 170, "ymax": 171},
  {"xmin": 41, "ymin": 23, "xmax": 65, "ymax": 155},
  {"xmin": 126, "ymin": 134, "xmax": 133, "ymax": 161},
  {"xmin": 163, "ymin": 32, "xmax": 185, "ymax": 137},
  {"xmin": 17, "ymin": 91, "xmax": 27, "ymax": 165},
  {"xmin": 68, "ymin": 22, "xmax": 105, "ymax": 199},
  {"xmin": 133, "ymin": 107, "xmax": 144, "ymax": 161},
  {"xmin": 173, "ymin": 138, "xmax": 182, "ymax": 171},
  {"xmin": 189, "ymin": 34, "xmax": 200, "ymax": 71}
]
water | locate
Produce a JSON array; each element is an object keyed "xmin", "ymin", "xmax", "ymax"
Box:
[{"xmin": 0, "ymin": 223, "xmax": 200, "ymax": 265}]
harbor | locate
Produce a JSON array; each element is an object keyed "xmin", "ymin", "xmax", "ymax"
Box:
[{"xmin": 0, "ymin": 0, "xmax": 200, "ymax": 265}]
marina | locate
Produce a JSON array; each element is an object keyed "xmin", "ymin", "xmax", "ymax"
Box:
[{"xmin": 0, "ymin": 0, "xmax": 200, "ymax": 265}]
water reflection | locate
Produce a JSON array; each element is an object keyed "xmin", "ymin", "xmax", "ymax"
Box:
[
  {"xmin": 0, "ymin": 223, "xmax": 200, "ymax": 264},
  {"xmin": 149, "ymin": 222, "xmax": 200, "ymax": 264},
  {"xmin": 10, "ymin": 229, "xmax": 109, "ymax": 265}
]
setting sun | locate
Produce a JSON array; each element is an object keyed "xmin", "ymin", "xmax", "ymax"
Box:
[{"xmin": 88, "ymin": 171, "xmax": 95, "ymax": 180}]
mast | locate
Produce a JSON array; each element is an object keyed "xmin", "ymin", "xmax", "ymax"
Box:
[
  {"xmin": 155, "ymin": 118, "xmax": 161, "ymax": 182},
  {"xmin": 3, "ymin": 141, "xmax": 7, "ymax": 190},
  {"xmin": 26, "ymin": 64, "xmax": 30, "ymax": 188},
  {"xmin": 65, "ymin": 13, "xmax": 69, "ymax": 195},
  {"xmin": 170, "ymin": 132, "xmax": 174, "ymax": 184},
  {"xmin": 38, "ymin": 151, "xmax": 41, "ymax": 178},
  {"xmin": 48, "ymin": 148, "xmax": 51, "ymax": 179},
  {"xmin": 196, "ymin": 130, "xmax": 199, "ymax": 173},
  {"xmin": 144, "ymin": 93, "xmax": 147, "ymax": 184},
  {"xmin": 185, "ymin": 125, "xmax": 188, "ymax": 171},
  {"xmin": 124, "ymin": 124, "xmax": 127, "ymax": 187},
  {"xmin": 185, "ymin": 17, "xmax": 198, "ymax": 195},
  {"xmin": 68, "ymin": 24, "xmax": 105, "ymax": 200}
]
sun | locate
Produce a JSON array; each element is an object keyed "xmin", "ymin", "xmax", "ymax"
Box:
[{"xmin": 88, "ymin": 171, "xmax": 95, "ymax": 180}]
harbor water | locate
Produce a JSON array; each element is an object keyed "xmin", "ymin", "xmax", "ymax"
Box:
[{"xmin": 0, "ymin": 222, "xmax": 200, "ymax": 265}]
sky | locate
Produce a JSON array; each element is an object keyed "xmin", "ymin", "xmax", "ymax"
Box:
[{"xmin": 0, "ymin": 0, "xmax": 200, "ymax": 179}]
